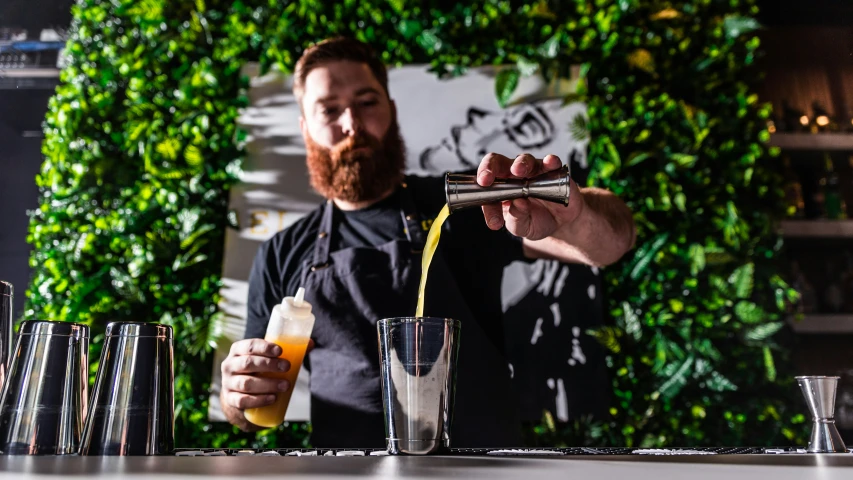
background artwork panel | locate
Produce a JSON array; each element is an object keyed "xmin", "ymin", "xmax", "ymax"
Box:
[{"xmin": 210, "ymin": 64, "xmax": 606, "ymax": 424}]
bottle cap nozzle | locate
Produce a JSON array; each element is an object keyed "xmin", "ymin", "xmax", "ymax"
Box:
[{"xmin": 281, "ymin": 287, "xmax": 312, "ymax": 315}]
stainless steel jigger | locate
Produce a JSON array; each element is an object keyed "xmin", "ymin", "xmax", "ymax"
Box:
[
  {"xmin": 797, "ymin": 376, "xmax": 848, "ymax": 453},
  {"xmin": 445, "ymin": 164, "xmax": 571, "ymax": 213}
]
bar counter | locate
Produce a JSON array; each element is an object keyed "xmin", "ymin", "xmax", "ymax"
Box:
[{"xmin": 2, "ymin": 449, "xmax": 852, "ymax": 480}]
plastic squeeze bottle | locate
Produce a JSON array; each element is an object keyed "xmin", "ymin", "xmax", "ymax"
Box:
[{"xmin": 243, "ymin": 287, "xmax": 315, "ymax": 428}]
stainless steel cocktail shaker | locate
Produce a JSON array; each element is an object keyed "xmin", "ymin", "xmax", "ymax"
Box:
[
  {"xmin": 0, "ymin": 281, "xmax": 12, "ymax": 391},
  {"xmin": 445, "ymin": 165, "xmax": 571, "ymax": 213},
  {"xmin": 80, "ymin": 322, "xmax": 174, "ymax": 456},
  {"xmin": 0, "ymin": 320, "xmax": 89, "ymax": 455}
]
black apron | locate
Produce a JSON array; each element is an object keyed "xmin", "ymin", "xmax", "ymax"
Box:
[{"xmin": 299, "ymin": 184, "xmax": 522, "ymax": 448}]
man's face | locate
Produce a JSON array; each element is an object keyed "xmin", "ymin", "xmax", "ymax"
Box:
[{"xmin": 300, "ymin": 60, "xmax": 406, "ymax": 203}]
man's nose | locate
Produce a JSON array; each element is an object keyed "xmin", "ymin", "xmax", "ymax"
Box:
[{"xmin": 339, "ymin": 107, "xmax": 362, "ymax": 136}]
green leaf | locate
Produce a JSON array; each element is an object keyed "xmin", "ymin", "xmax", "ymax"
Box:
[
  {"xmin": 705, "ymin": 370, "xmax": 737, "ymax": 392},
  {"xmin": 604, "ymin": 138, "xmax": 621, "ymax": 169},
  {"xmin": 674, "ymin": 192, "xmax": 686, "ymax": 212},
  {"xmin": 495, "ymin": 67, "xmax": 521, "ymax": 108},
  {"xmin": 185, "ymin": 145, "xmax": 203, "ymax": 167},
  {"xmin": 626, "ymin": 152, "xmax": 653, "ymax": 167},
  {"xmin": 587, "ymin": 326, "xmax": 623, "ymax": 354},
  {"xmin": 763, "ymin": 346, "xmax": 777, "ymax": 382},
  {"xmin": 629, "ymin": 232, "xmax": 670, "ymax": 280},
  {"xmin": 516, "ymin": 56, "xmax": 539, "ymax": 77},
  {"xmin": 657, "ymin": 355, "xmax": 694, "ymax": 399},
  {"xmin": 729, "ymin": 263, "xmax": 754, "ymax": 299},
  {"xmin": 537, "ymin": 33, "xmax": 561, "ymax": 59},
  {"xmin": 669, "ymin": 153, "xmax": 697, "ymax": 168},
  {"xmin": 744, "ymin": 321, "xmax": 784, "ymax": 341},
  {"xmin": 568, "ymin": 113, "xmax": 589, "ymax": 142},
  {"xmin": 688, "ymin": 244, "xmax": 706, "ymax": 275},
  {"xmin": 622, "ymin": 301, "xmax": 641, "ymax": 341},
  {"xmin": 722, "ymin": 16, "xmax": 761, "ymax": 39},
  {"xmin": 734, "ymin": 301, "xmax": 766, "ymax": 324}
]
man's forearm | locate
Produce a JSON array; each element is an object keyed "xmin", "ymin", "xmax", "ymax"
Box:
[
  {"xmin": 524, "ymin": 186, "xmax": 635, "ymax": 266},
  {"xmin": 220, "ymin": 391, "xmax": 263, "ymax": 433}
]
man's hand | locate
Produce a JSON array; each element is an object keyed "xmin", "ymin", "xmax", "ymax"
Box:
[
  {"xmin": 220, "ymin": 338, "xmax": 291, "ymax": 431},
  {"xmin": 477, "ymin": 153, "xmax": 582, "ymax": 241}
]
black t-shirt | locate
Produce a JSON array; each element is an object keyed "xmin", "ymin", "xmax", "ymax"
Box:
[{"xmin": 246, "ymin": 173, "xmax": 528, "ymax": 356}]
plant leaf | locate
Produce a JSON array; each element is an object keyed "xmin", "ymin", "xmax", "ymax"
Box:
[
  {"xmin": 689, "ymin": 244, "xmax": 706, "ymax": 275},
  {"xmin": 729, "ymin": 263, "xmax": 754, "ymax": 299},
  {"xmin": 495, "ymin": 67, "xmax": 521, "ymax": 108},
  {"xmin": 763, "ymin": 346, "xmax": 777, "ymax": 382},
  {"xmin": 657, "ymin": 354, "xmax": 694, "ymax": 399},
  {"xmin": 705, "ymin": 370, "xmax": 737, "ymax": 392},
  {"xmin": 744, "ymin": 321, "xmax": 784, "ymax": 341},
  {"xmin": 722, "ymin": 15, "xmax": 761, "ymax": 39},
  {"xmin": 734, "ymin": 301, "xmax": 766, "ymax": 324},
  {"xmin": 629, "ymin": 232, "xmax": 670, "ymax": 280}
]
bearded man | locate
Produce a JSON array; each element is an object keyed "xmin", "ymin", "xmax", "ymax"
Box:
[{"xmin": 220, "ymin": 37, "xmax": 636, "ymax": 448}]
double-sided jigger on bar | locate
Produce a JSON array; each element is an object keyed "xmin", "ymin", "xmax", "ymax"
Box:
[
  {"xmin": 0, "ymin": 320, "xmax": 89, "ymax": 455},
  {"xmin": 797, "ymin": 375, "xmax": 848, "ymax": 453}
]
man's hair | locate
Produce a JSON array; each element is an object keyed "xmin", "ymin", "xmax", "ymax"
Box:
[{"xmin": 293, "ymin": 37, "xmax": 389, "ymax": 105}]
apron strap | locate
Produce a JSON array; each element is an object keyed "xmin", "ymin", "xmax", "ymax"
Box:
[
  {"xmin": 399, "ymin": 182, "xmax": 426, "ymax": 252},
  {"xmin": 310, "ymin": 199, "xmax": 334, "ymax": 272},
  {"xmin": 308, "ymin": 183, "xmax": 425, "ymax": 275}
]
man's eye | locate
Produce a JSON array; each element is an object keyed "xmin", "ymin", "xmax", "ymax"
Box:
[
  {"xmin": 360, "ymin": 100, "xmax": 378, "ymax": 107},
  {"xmin": 322, "ymin": 107, "xmax": 338, "ymax": 116}
]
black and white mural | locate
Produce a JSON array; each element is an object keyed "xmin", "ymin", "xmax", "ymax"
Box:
[{"xmin": 209, "ymin": 64, "xmax": 607, "ymax": 425}]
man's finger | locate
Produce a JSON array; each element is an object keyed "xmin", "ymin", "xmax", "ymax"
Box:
[
  {"xmin": 482, "ymin": 204, "xmax": 505, "ymax": 230},
  {"xmin": 510, "ymin": 153, "xmax": 540, "ymax": 178},
  {"xmin": 223, "ymin": 354, "xmax": 290, "ymax": 375},
  {"xmin": 477, "ymin": 152, "xmax": 514, "ymax": 186},
  {"xmin": 223, "ymin": 391, "xmax": 276, "ymax": 411},
  {"xmin": 542, "ymin": 154, "xmax": 562, "ymax": 172},
  {"xmin": 504, "ymin": 199, "xmax": 533, "ymax": 238},
  {"xmin": 225, "ymin": 374, "xmax": 290, "ymax": 395},
  {"xmin": 229, "ymin": 338, "xmax": 282, "ymax": 358}
]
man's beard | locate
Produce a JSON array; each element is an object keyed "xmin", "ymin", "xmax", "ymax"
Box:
[{"xmin": 305, "ymin": 121, "xmax": 407, "ymax": 203}]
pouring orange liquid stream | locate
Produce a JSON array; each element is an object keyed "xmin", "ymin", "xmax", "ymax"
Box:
[{"xmin": 415, "ymin": 204, "xmax": 451, "ymax": 317}]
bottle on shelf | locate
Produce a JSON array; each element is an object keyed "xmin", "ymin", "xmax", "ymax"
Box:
[
  {"xmin": 812, "ymin": 101, "xmax": 837, "ymax": 133},
  {"xmin": 791, "ymin": 261, "xmax": 818, "ymax": 314},
  {"xmin": 842, "ymin": 251, "xmax": 853, "ymax": 313},
  {"xmin": 782, "ymin": 100, "xmax": 809, "ymax": 133},
  {"xmin": 782, "ymin": 156, "xmax": 805, "ymax": 218},
  {"xmin": 822, "ymin": 154, "xmax": 846, "ymax": 220},
  {"xmin": 823, "ymin": 259, "xmax": 845, "ymax": 314}
]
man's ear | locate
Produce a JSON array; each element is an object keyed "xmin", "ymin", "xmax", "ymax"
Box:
[
  {"xmin": 299, "ymin": 116, "xmax": 308, "ymax": 139},
  {"xmin": 390, "ymin": 98, "xmax": 398, "ymax": 119}
]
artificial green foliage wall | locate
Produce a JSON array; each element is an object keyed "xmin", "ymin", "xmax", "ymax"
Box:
[{"xmin": 27, "ymin": 0, "xmax": 805, "ymax": 448}]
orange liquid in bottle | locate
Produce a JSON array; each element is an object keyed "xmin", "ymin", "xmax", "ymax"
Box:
[{"xmin": 243, "ymin": 335, "xmax": 311, "ymax": 428}]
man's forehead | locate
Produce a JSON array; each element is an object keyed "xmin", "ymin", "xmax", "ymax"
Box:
[{"xmin": 302, "ymin": 61, "xmax": 383, "ymax": 102}]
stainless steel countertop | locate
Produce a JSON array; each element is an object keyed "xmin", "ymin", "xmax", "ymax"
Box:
[{"xmin": 1, "ymin": 454, "xmax": 852, "ymax": 480}]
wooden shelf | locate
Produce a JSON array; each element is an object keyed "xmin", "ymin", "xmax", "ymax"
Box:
[
  {"xmin": 770, "ymin": 133, "xmax": 853, "ymax": 151},
  {"xmin": 788, "ymin": 314, "xmax": 853, "ymax": 334},
  {"xmin": 780, "ymin": 220, "xmax": 853, "ymax": 238}
]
